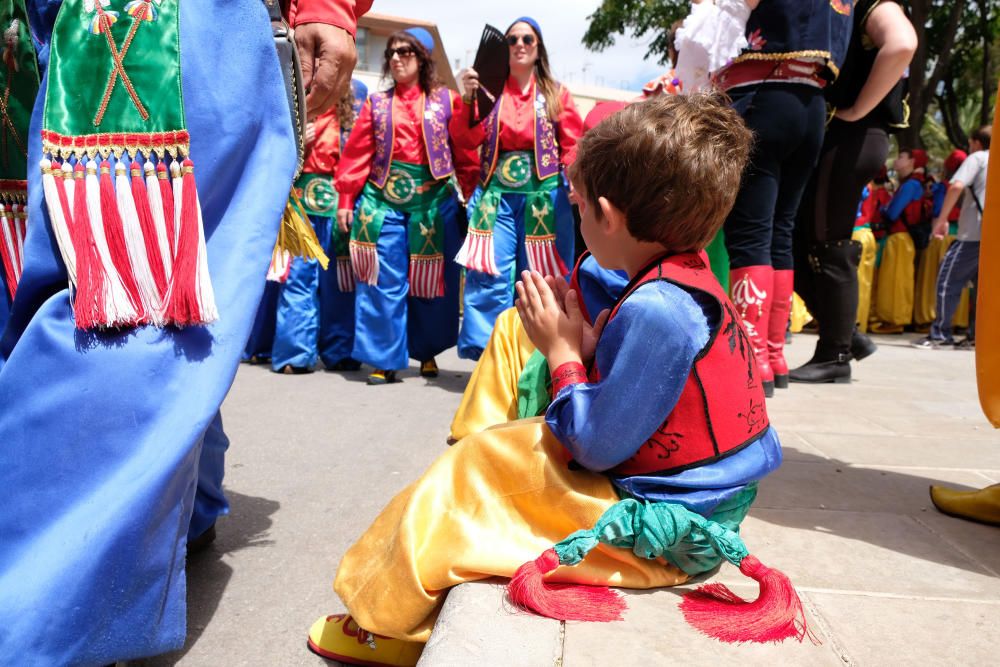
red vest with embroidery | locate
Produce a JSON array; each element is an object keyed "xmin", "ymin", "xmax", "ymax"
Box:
[{"xmin": 598, "ymin": 253, "xmax": 770, "ymax": 476}]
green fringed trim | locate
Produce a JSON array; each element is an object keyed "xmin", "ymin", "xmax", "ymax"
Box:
[{"xmin": 552, "ymin": 488, "xmax": 757, "ymax": 577}]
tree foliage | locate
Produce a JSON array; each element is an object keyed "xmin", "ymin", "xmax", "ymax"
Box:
[{"xmin": 582, "ymin": 0, "xmax": 998, "ymax": 154}]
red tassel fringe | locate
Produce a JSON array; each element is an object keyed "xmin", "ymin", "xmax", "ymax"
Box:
[
  {"xmin": 163, "ymin": 158, "xmax": 203, "ymax": 325},
  {"xmin": 130, "ymin": 161, "xmax": 168, "ymax": 297},
  {"xmin": 69, "ymin": 163, "xmax": 106, "ymax": 329},
  {"xmin": 507, "ymin": 549, "xmax": 626, "ymax": 623},
  {"xmin": 99, "ymin": 160, "xmax": 146, "ymax": 323},
  {"xmin": 0, "ymin": 205, "xmax": 18, "ymax": 300},
  {"xmin": 157, "ymin": 162, "xmax": 176, "ymax": 256},
  {"xmin": 679, "ymin": 555, "xmax": 815, "ymax": 644}
]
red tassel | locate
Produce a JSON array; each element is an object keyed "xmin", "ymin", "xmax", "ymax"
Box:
[
  {"xmin": 507, "ymin": 549, "xmax": 626, "ymax": 623},
  {"xmin": 130, "ymin": 161, "xmax": 167, "ymax": 297},
  {"xmin": 679, "ymin": 555, "xmax": 815, "ymax": 644},
  {"xmin": 52, "ymin": 163, "xmax": 75, "ymax": 231},
  {"xmin": 157, "ymin": 162, "xmax": 175, "ymax": 256},
  {"xmin": 69, "ymin": 163, "xmax": 106, "ymax": 329},
  {"xmin": 0, "ymin": 205, "xmax": 18, "ymax": 299},
  {"xmin": 163, "ymin": 158, "xmax": 210, "ymax": 325},
  {"xmin": 99, "ymin": 159, "xmax": 146, "ymax": 323}
]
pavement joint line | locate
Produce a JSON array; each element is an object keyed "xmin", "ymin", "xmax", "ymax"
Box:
[
  {"xmin": 707, "ymin": 582, "xmax": 1000, "ymax": 604},
  {"xmin": 800, "ymin": 591, "xmax": 856, "ymax": 666},
  {"xmin": 842, "ymin": 464, "xmax": 1000, "ymax": 474},
  {"xmin": 554, "ymin": 621, "xmax": 565, "ymax": 667},
  {"xmin": 908, "ymin": 513, "xmax": 1000, "ymax": 577}
]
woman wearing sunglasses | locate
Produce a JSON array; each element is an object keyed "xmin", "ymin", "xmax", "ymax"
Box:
[
  {"xmin": 333, "ymin": 28, "xmax": 477, "ymax": 385},
  {"xmin": 454, "ymin": 16, "xmax": 583, "ymax": 361}
]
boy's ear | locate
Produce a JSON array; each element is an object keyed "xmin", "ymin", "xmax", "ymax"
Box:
[{"xmin": 598, "ymin": 196, "xmax": 627, "ymax": 234}]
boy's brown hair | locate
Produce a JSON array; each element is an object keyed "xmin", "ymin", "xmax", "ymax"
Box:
[
  {"xmin": 971, "ymin": 124, "xmax": 992, "ymax": 150},
  {"xmin": 570, "ymin": 93, "xmax": 753, "ymax": 252}
]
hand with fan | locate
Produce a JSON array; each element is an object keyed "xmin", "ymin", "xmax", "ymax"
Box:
[{"xmin": 460, "ymin": 24, "xmax": 508, "ymax": 126}]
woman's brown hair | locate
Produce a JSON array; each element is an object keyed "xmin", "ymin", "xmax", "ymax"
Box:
[
  {"xmin": 506, "ymin": 21, "xmax": 563, "ymax": 121},
  {"xmin": 381, "ymin": 31, "xmax": 443, "ymax": 95}
]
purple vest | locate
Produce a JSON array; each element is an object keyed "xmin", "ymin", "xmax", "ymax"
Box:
[
  {"xmin": 369, "ymin": 87, "xmax": 455, "ymax": 188},
  {"xmin": 480, "ymin": 82, "xmax": 561, "ymax": 186}
]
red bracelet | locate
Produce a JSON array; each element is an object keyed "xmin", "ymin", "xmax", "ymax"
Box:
[{"xmin": 551, "ymin": 361, "xmax": 588, "ymax": 396}]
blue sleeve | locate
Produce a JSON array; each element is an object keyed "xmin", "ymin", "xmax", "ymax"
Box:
[
  {"xmin": 883, "ymin": 180, "xmax": 922, "ymax": 222},
  {"xmin": 932, "ymin": 183, "xmax": 945, "ymax": 217},
  {"xmin": 545, "ymin": 281, "xmax": 713, "ymax": 472},
  {"xmin": 574, "ymin": 256, "xmax": 628, "ymax": 320}
]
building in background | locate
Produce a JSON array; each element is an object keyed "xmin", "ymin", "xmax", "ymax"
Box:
[
  {"xmin": 354, "ymin": 13, "xmax": 458, "ymax": 93},
  {"xmin": 352, "ymin": 13, "xmax": 638, "ymax": 118}
]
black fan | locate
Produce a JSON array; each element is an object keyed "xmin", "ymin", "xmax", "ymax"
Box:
[{"xmin": 469, "ymin": 24, "xmax": 509, "ymax": 127}]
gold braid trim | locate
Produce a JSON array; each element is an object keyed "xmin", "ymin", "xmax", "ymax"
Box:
[
  {"xmin": 732, "ymin": 50, "xmax": 839, "ymax": 79},
  {"xmin": 41, "ymin": 140, "xmax": 191, "ymax": 161}
]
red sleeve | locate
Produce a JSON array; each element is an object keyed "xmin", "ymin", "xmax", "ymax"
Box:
[
  {"xmin": 449, "ymin": 92, "xmax": 482, "ymax": 200},
  {"xmin": 556, "ymin": 86, "xmax": 583, "ymax": 169},
  {"xmin": 302, "ymin": 108, "xmax": 341, "ymax": 175},
  {"xmin": 334, "ymin": 97, "xmax": 374, "ymax": 211},
  {"xmin": 550, "ymin": 361, "xmax": 588, "ymax": 397},
  {"xmin": 289, "ymin": 0, "xmax": 373, "ymax": 37},
  {"xmin": 449, "ymin": 97, "xmax": 486, "ymax": 153},
  {"xmin": 858, "ymin": 191, "xmax": 876, "ymax": 226}
]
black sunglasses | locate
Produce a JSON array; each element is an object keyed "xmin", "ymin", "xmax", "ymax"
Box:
[
  {"xmin": 385, "ymin": 46, "xmax": 416, "ymax": 59},
  {"xmin": 506, "ymin": 34, "xmax": 536, "ymax": 47}
]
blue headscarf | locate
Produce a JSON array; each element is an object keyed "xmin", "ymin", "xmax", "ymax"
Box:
[
  {"xmin": 507, "ymin": 16, "xmax": 543, "ymax": 42},
  {"xmin": 404, "ymin": 27, "xmax": 435, "ymax": 53}
]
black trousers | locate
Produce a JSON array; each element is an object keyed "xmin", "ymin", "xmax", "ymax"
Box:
[
  {"xmin": 794, "ymin": 120, "xmax": 889, "ymax": 312},
  {"xmin": 724, "ymin": 84, "xmax": 827, "ymax": 270}
]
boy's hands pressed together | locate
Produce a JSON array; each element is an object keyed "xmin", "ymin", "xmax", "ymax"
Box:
[
  {"xmin": 543, "ymin": 274, "xmax": 609, "ymax": 364},
  {"xmin": 515, "ymin": 271, "xmax": 584, "ymax": 369}
]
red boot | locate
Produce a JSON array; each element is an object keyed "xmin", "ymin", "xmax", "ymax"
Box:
[
  {"xmin": 768, "ymin": 269, "xmax": 794, "ymax": 389},
  {"xmin": 730, "ymin": 265, "xmax": 774, "ymax": 397}
]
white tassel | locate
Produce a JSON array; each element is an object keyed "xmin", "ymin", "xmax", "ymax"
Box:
[
  {"xmin": 0, "ymin": 204, "xmax": 20, "ymax": 284},
  {"xmin": 267, "ymin": 247, "xmax": 291, "ymax": 282},
  {"xmin": 12, "ymin": 204, "xmax": 25, "ymax": 282},
  {"xmin": 144, "ymin": 160, "xmax": 172, "ymax": 280},
  {"xmin": 85, "ymin": 158, "xmax": 138, "ymax": 326},
  {"xmin": 166, "ymin": 158, "xmax": 217, "ymax": 323},
  {"xmin": 39, "ymin": 157, "xmax": 77, "ymax": 286},
  {"xmin": 191, "ymin": 181, "xmax": 217, "ymax": 321},
  {"xmin": 117, "ymin": 160, "xmax": 163, "ymax": 325}
]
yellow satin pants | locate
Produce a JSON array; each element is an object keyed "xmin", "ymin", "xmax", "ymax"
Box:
[
  {"xmin": 450, "ymin": 308, "xmax": 535, "ymax": 441},
  {"xmin": 853, "ymin": 227, "xmax": 877, "ymax": 332},
  {"xmin": 333, "ymin": 418, "xmax": 689, "ymax": 642},
  {"xmin": 874, "ymin": 231, "xmax": 915, "ymax": 327}
]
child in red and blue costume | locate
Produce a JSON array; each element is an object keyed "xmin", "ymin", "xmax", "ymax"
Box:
[
  {"xmin": 308, "ymin": 94, "xmax": 805, "ymax": 667},
  {"xmin": 872, "ymin": 147, "xmax": 927, "ymax": 332}
]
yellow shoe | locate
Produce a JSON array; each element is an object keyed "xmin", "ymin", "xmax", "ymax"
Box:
[
  {"xmin": 419, "ymin": 358, "xmax": 439, "ymax": 378},
  {"xmin": 870, "ymin": 323, "xmax": 904, "ymax": 334},
  {"xmin": 929, "ymin": 484, "xmax": 1000, "ymax": 527},
  {"xmin": 307, "ymin": 614, "xmax": 423, "ymax": 666},
  {"xmin": 367, "ymin": 370, "xmax": 398, "ymax": 385}
]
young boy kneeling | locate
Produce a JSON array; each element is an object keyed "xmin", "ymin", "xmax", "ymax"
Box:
[{"xmin": 309, "ymin": 94, "xmax": 800, "ymax": 666}]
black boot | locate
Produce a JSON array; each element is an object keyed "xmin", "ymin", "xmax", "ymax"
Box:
[
  {"xmin": 790, "ymin": 240, "xmax": 862, "ymax": 385},
  {"xmin": 850, "ymin": 328, "xmax": 877, "ymax": 361}
]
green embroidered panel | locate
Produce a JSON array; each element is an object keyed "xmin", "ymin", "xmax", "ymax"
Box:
[
  {"xmin": 44, "ymin": 0, "xmax": 184, "ymax": 143},
  {"xmin": 0, "ymin": 1, "xmax": 40, "ymax": 181}
]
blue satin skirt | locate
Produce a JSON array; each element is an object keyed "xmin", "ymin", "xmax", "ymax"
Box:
[
  {"xmin": 244, "ymin": 280, "xmax": 280, "ymax": 361},
  {"xmin": 457, "ymin": 185, "xmax": 575, "ymax": 360},
  {"xmin": 272, "ymin": 214, "xmax": 356, "ymax": 369},
  {"xmin": 0, "ymin": 1, "xmax": 296, "ymax": 664},
  {"xmin": 352, "ymin": 195, "xmax": 461, "ymax": 370}
]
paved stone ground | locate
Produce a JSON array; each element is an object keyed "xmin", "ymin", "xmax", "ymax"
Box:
[{"xmin": 139, "ymin": 332, "xmax": 1000, "ymax": 666}]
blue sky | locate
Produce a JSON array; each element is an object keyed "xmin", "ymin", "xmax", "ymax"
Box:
[{"xmin": 369, "ymin": 0, "xmax": 670, "ymax": 92}]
